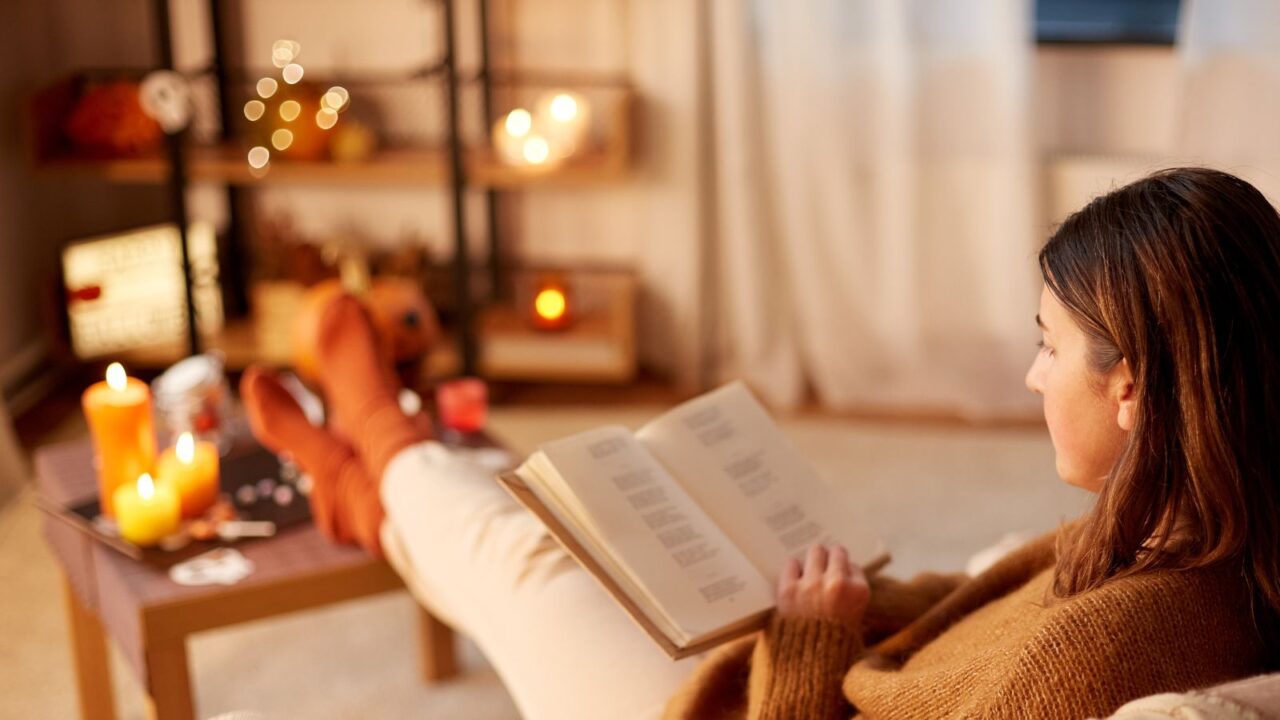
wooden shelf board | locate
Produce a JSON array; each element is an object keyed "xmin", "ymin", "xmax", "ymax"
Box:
[{"xmin": 36, "ymin": 144, "xmax": 629, "ymax": 188}]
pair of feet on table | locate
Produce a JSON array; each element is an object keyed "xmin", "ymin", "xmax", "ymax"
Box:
[{"xmin": 240, "ymin": 295, "xmax": 431, "ymax": 556}]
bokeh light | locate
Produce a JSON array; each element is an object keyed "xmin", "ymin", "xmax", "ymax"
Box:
[
  {"xmin": 247, "ymin": 146, "xmax": 270, "ymax": 169},
  {"xmin": 243, "ymin": 100, "xmax": 265, "ymax": 121},
  {"xmin": 505, "ymin": 108, "xmax": 532, "ymax": 137},
  {"xmin": 271, "ymin": 129, "xmax": 294, "ymax": 151},
  {"xmin": 282, "ymin": 63, "xmax": 305, "ymax": 84},
  {"xmin": 316, "ymin": 108, "xmax": 339, "ymax": 130},
  {"xmin": 256, "ymin": 78, "xmax": 278, "ymax": 99},
  {"xmin": 278, "ymin": 100, "xmax": 301, "ymax": 122}
]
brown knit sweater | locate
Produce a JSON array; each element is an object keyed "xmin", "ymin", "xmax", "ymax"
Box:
[{"xmin": 663, "ymin": 526, "xmax": 1274, "ymax": 719}]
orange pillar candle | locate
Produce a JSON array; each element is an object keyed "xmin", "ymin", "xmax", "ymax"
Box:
[
  {"xmin": 155, "ymin": 432, "xmax": 220, "ymax": 519},
  {"xmin": 112, "ymin": 473, "xmax": 180, "ymax": 546},
  {"xmin": 82, "ymin": 363, "xmax": 157, "ymax": 517}
]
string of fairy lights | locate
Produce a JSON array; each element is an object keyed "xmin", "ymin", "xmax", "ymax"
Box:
[{"xmin": 243, "ymin": 40, "xmax": 349, "ymax": 175}]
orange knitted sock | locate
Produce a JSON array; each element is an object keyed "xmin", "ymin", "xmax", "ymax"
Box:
[
  {"xmin": 315, "ymin": 295, "xmax": 432, "ymax": 481},
  {"xmin": 240, "ymin": 367, "xmax": 386, "ymax": 556}
]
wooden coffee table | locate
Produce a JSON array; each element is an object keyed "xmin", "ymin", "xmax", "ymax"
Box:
[{"xmin": 37, "ymin": 438, "xmax": 462, "ymax": 720}]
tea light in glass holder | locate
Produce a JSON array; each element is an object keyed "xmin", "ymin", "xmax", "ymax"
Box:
[
  {"xmin": 492, "ymin": 108, "xmax": 560, "ymax": 169},
  {"xmin": 535, "ymin": 90, "xmax": 590, "ymax": 158}
]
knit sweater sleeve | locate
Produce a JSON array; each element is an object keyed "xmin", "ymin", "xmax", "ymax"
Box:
[
  {"xmin": 862, "ymin": 571, "xmax": 968, "ymax": 645},
  {"xmin": 745, "ymin": 614, "xmax": 864, "ymax": 719}
]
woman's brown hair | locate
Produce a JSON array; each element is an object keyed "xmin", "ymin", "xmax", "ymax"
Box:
[{"xmin": 1040, "ymin": 167, "xmax": 1280, "ymax": 627}]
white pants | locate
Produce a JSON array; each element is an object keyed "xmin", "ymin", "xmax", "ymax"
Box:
[{"xmin": 380, "ymin": 442, "xmax": 705, "ymax": 720}]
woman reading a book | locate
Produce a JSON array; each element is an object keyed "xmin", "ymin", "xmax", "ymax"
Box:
[{"xmin": 241, "ymin": 166, "xmax": 1280, "ymax": 719}]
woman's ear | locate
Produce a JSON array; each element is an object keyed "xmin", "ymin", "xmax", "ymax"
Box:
[{"xmin": 1113, "ymin": 359, "xmax": 1137, "ymax": 431}]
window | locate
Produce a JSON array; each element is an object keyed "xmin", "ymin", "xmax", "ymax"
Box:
[{"xmin": 1036, "ymin": 0, "xmax": 1182, "ymax": 45}]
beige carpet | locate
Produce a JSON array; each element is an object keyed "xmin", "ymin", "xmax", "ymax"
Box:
[{"xmin": 0, "ymin": 404, "xmax": 1088, "ymax": 719}]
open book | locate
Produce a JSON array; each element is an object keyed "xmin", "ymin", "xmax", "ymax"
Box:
[{"xmin": 498, "ymin": 381, "xmax": 888, "ymax": 659}]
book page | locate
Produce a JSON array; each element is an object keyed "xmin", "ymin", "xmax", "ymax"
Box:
[
  {"xmin": 528, "ymin": 426, "xmax": 774, "ymax": 643},
  {"xmin": 636, "ymin": 382, "xmax": 885, "ymax": 580}
]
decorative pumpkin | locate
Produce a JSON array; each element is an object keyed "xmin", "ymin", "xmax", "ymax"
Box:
[
  {"xmin": 290, "ymin": 278, "xmax": 438, "ymax": 387},
  {"xmin": 365, "ymin": 278, "xmax": 440, "ymax": 386},
  {"xmin": 64, "ymin": 82, "xmax": 162, "ymax": 158},
  {"xmin": 290, "ymin": 279, "xmax": 346, "ymax": 383}
]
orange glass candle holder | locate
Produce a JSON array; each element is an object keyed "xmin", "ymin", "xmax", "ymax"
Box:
[
  {"xmin": 82, "ymin": 363, "xmax": 157, "ymax": 517},
  {"xmin": 155, "ymin": 432, "xmax": 220, "ymax": 519}
]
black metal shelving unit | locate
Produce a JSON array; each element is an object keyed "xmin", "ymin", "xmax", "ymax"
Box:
[{"xmin": 154, "ymin": 0, "xmax": 499, "ymax": 376}]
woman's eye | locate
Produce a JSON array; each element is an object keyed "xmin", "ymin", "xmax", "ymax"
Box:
[{"xmin": 1036, "ymin": 340, "xmax": 1055, "ymax": 358}]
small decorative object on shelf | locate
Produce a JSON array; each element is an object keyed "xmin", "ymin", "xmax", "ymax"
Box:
[
  {"xmin": 436, "ymin": 377, "xmax": 488, "ymax": 433},
  {"xmin": 138, "ymin": 70, "xmax": 193, "ymax": 134},
  {"xmin": 530, "ymin": 276, "xmax": 573, "ymax": 331},
  {"xmin": 112, "ymin": 473, "xmax": 181, "ymax": 547},
  {"xmin": 82, "ymin": 363, "xmax": 158, "ymax": 517},
  {"xmin": 154, "ymin": 432, "xmax": 221, "ymax": 519}
]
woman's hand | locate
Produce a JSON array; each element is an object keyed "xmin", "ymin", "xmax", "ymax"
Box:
[{"xmin": 775, "ymin": 544, "xmax": 870, "ymax": 631}]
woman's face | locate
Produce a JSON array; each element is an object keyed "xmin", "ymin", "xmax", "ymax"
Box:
[{"xmin": 1024, "ymin": 286, "xmax": 1131, "ymax": 493}]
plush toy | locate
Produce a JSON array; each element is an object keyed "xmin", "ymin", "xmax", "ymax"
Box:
[{"xmin": 291, "ymin": 278, "xmax": 439, "ymax": 389}]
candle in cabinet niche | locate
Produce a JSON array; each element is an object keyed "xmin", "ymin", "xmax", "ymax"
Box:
[
  {"xmin": 535, "ymin": 90, "xmax": 590, "ymax": 158},
  {"xmin": 492, "ymin": 108, "xmax": 558, "ymax": 169},
  {"xmin": 155, "ymin": 432, "xmax": 220, "ymax": 519},
  {"xmin": 530, "ymin": 279, "xmax": 573, "ymax": 331},
  {"xmin": 82, "ymin": 363, "xmax": 157, "ymax": 517},
  {"xmin": 113, "ymin": 473, "xmax": 180, "ymax": 547}
]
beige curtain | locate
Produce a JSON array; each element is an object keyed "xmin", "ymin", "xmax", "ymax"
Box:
[{"xmin": 708, "ymin": 0, "xmax": 1041, "ymax": 415}]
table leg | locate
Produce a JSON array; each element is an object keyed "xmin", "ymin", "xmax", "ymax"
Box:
[
  {"xmin": 62, "ymin": 573, "xmax": 117, "ymax": 720},
  {"xmin": 143, "ymin": 639, "xmax": 194, "ymax": 720},
  {"xmin": 417, "ymin": 605, "xmax": 459, "ymax": 682}
]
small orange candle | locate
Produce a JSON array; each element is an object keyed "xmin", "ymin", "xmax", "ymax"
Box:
[
  {"xmin": 112, "ymin": 473, "xmax": 180, "ymax": 546},
  {"xmin": 82, "ymin": 363, "xmax": 157, "ymax": 517},
  {"xmin": 154, "ymin": 432, "xmax": 220, "ymax": 519}
]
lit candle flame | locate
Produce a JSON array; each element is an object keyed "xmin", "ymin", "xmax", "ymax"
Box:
[
  {"xmin": 534, "ymin": 287, "xmax": 567, "ymax": 321},
  {"xmin": 505, "ymin": 109, "xmax": 532, "ymax": 137},
  {"xmin": 176, "ymin": 432, "xmax": 195, "ymax": 464},
  {"xmin": 106, "ymin": 362, "xmax": 127, "ymax": 391},
  {"xmin": 138, "ymin": 473, "xmax": 155, "ymax": 500},
  {"xmin": 523, "ymin": 136, "xmax": 551, "ymax": 165},
  {"xmin": 549, "ymin": 94, "xmax": 578, "ymax": 123}
]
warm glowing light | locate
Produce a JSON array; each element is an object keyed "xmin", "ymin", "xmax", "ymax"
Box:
[
  {"xmin": 534, "ymin": 287, "xmax": 568, "ymax": 321},
  {"xmin": 256, "ymin": 78, "xmax": 278, "ymax": 99},
  {"xmin": 271, "ymin": 129, "xmax": 294, "ymax": 150},
  {"xmin": 247, "ymin": 146, "xmax": 270, "ymax": 169},
  {"xmin": 137, "ymin": 473, "xmax": 155, "ymax": 500},
  {"xmin": 243, "ymin": 100, "xmax": 265, "ymax": 121},
  {"xmin": 321, "ymin": 86, "xmax": 349, "ymax": 111},
  {"xmin": 106, "ymin": 362, "xmax": 127, "ymax": 391},
  {"xmin": 522, "ymin": 136, "xmax": 550, "ymax": 165},
  {"xmin": 316, "ymin": 108, "xmax": 339, "ymax": 130},
  {"xmin": 549, "ymin": 94, "xmax": 578, "ymax": 123},
  {"xmin": 282, "ymin": 63, "xmax": 304, "ymax": 84},
  {"xmin": 176, "ymin": 432, "xmax": 195, "ymax": 464},
  {"xmin": 271, "ymin": 39, "xmax": 299, "ymax": 68},
  {"xmin": 279, "ymin": 100, "xmax": 301, "ymax": 122},
  {"xmin": 505, "ymin": 108, "xmax": 532, "ymax": 137}
]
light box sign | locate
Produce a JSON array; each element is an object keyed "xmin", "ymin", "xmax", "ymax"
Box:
[{"xmin": 62, "ymin": 223, "xmax": 224, "ymax": 359}]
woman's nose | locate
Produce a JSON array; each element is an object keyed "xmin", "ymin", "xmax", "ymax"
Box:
[{"xmin": 1025, "ymin": 358, "xmax": 1044, "ymax": 395}]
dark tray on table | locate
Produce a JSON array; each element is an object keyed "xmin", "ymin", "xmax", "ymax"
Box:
[{"xmin": 37, "ymin": 439, "xmax": 312, "ymax": 569}]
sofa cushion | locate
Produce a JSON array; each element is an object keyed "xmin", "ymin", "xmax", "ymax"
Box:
[{"xmin": 1102, "ymin": 672, "xmax": 1280, "ymax": 719}]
